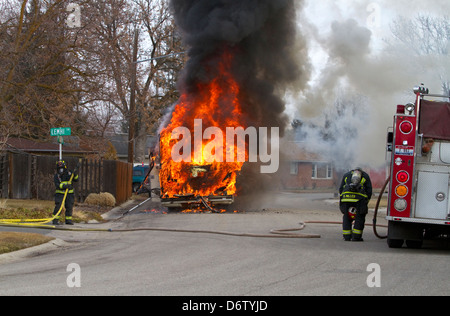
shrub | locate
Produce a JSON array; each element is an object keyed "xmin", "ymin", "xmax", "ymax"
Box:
[{"xmin": 84, "ymin": 192, "xmax": 116, "ymax": 207}]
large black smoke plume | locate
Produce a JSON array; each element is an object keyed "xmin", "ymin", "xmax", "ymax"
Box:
[{"xmin": 169, "ymin": 0, "xmax": 307, "ymax": 135}]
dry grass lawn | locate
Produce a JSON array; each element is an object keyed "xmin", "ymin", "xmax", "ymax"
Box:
[
  {"xmin": 0, "ymin": 232, "xmax": 54, "ymax": 255},
  {"xmin": 0, "ymin": 198, "xmax": 112, "ymax": 255}
]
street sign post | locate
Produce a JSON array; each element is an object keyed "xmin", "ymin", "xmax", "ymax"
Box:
[
  {"xmin": 51, "ymin": 127, "xmax": 71, "ymax": 137},
  {"xmin": 51, "ymin": 128, "xmax": 71, "ymax": 160}
]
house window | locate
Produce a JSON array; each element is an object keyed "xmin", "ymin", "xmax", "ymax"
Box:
[
  {"xmin": 290, "ymin": 162, "xmax": 298, "ymax": 175},
  {"xmin": 327, "ymin": 164, "xmax": 333, "ymax": 178},
  {"xmin": 312, "ymin": 163, "xmax": 332, "ymax": 179}
]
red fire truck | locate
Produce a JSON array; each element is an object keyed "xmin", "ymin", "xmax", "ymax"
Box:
[{"xmin": 386, "ymin": 84, "xmax": 450, "ymax": 248}]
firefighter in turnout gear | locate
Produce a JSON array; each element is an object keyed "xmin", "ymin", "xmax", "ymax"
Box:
[
  {"xmin": 53, "ymin": 161, "xmax": 79, "ymax": 225},
  {"xmin": 339, "ymin": 168, "xmax": 372, "ymax": 241}
]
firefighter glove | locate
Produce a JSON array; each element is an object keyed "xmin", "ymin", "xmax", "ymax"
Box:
[{"xmin": 62, "ymin": 184, "xmax": 73, "ymax": 190}]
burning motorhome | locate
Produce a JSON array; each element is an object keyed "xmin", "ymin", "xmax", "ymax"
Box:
[{"xmin": 159, "ymin": 51, "xmax": 244, "ymax": 210}]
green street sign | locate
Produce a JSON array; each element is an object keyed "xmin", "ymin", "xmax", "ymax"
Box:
[{"xmin": 51, "ymin": 127, "xmax": 71, "ymax": 137}]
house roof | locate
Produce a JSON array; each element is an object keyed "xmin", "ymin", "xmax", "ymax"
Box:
[
  {"xmin": 2, "ymin": 134, "xmax": 159, "ymax": 158},
  {"xmin": 3, "ymin": 137, "xmax": 91, "ymax": 155},
  {"xmin": 282, "ymin": 141, "xmax": 329, "ymax": 163}
]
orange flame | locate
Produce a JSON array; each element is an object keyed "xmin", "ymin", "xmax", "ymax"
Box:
[{"xmin": 160, "ymin": 51, "xmax": 248, "ymax": 198}]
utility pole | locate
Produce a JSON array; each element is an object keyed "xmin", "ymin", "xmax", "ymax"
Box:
[{"xmin": 128, "ymin": 28, "xmax": 139, "ymax": 164}]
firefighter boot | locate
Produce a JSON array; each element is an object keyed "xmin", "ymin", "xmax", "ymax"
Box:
[
  {"xmin": 352, "ymin": 229, "xmax": 364, "ymax": 242},
  {"xmin": 52, "ymin": 218, "xmax": 62, "ymax": 226},
  {"xmin": 343, "ymin": 230, "xmax": 352, "ymax": 241},
  {"xmin": 65, "ymin": 217, "xmax": 74, "ymax": 225}
]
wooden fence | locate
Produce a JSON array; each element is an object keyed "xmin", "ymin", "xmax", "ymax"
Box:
[{"xmin": 0, "ymin": 152, "xmax": 132, "ymax": 205}]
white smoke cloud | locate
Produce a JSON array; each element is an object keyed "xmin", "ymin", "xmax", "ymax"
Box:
[{"xmin": 285, "ymin": 0, "xmax": 449, "ymax": 170}]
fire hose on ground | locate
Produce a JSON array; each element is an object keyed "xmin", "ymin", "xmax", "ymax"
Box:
[
  {"xmin": 0, "ymin": 190, "xmax": 320, "ymax": 237},
  {"xmin": 0, "ymin": 172, "xmax": 75, "ymax": 229},
  {"xmin": 0, "ymin": 219, "xmax": 385, "ymax": 239},
  {"xmin": 0, "ymin": 179, "xmax": 390, "ymax": 239},
  {"xmin": 0, "ymin": 218, "xmax": 322, "ymax": 238}
]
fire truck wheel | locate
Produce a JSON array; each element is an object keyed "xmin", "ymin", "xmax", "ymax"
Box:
[
  {"xmin": 387, "ymin": 238, "xmax": 404, "ymax": 248},
  {"xmin": 405, "ymin": 240, "xmax": 423, "ymax": 249}
]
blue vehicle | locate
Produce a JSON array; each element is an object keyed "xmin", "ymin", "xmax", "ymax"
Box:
[{"xmin": 132, "ymin": 165, "xmax": 150, "ymax": 193}]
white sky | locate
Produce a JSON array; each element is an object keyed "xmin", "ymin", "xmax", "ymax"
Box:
[
  {"xmin": 290, "ymin": 0, "xmax": 450, "ymax": 167},
  {"xmin": 301, "ymin": 0, "xmax": 450, "ymax": 81},
  {"xmin": 303, "ymin": 0, "xmax": 450, "ymax": 31}
]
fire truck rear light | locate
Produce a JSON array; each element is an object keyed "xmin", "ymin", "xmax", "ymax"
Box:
[
  {"xmin": 400, "ymin": 121, "xmax": 413, "ymax": 134},
  {"xmin": 394, "ymin": 199, "xmax": 407, "ymax": 211},
  {"xmin": 405, "ymin": 102, "xmax": 415, "ymax": 114},
  {"xmin": 395, "ymin": 185, "xmax": 408, "ymax": 197},
  {"xmin": 396, "ymin": 171, "xmax": 409, "ymax": 183}
]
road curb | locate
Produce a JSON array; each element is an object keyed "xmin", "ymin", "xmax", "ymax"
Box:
[{"xmin": 0, "ymin": 238, "xmax": 70, "ymax": 264}]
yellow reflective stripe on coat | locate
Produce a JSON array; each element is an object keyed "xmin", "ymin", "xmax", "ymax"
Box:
[
  {"xmin": 56, "ymin": 189, "xmax": 74, "ymax": 194},
  {"xmin": 340, "ymin": 191, "xmax": 368, "ymax": 202},
  {"xmin": 341, "ymin": 192, "xmax": 368, "ymax": 198},
  {"xmin": 56, "ymin": 179, "xmax": 76, "ymax": 194},
  {"xmin": 341, "ymin": 198, "xmax": 360, "ymax": 203}
]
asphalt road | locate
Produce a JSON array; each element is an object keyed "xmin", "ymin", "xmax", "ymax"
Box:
[{"xmin": 0, "ymin": 192, "xmax": 449, "ymax": 296}]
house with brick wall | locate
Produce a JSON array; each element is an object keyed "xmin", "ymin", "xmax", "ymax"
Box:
[
  {"xmin": 280, "ymin": 140, "xmax": 340, "ymax": 190},
  {"xmin": 279, "ymin": 139, "xmax": 387, "ymax": 191}
]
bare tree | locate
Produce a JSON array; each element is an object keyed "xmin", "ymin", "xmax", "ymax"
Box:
[
  {"xmin": 390, "ymin": 14, "xmax": 450, "ymax": 95},
  {"xmin": 0, "ymin": 0, "xmax": 93, "ymax": 141},
  {"xmin": 132, "ymin": 0, "xmax": 185, "ymax": 162},
  {"xmin": 0, "ymin": 0, "xmax": 185, "ymax": 160},
  {"xmin": 72, "ymin": 0, "xmax": 184, "ymax": 162}
]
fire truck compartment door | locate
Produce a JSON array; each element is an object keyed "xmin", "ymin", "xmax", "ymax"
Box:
[
  {"xmin": 415, "ymin": 171, "xmax": 449, "ymax": 220},
  {"xmin": 439, "ymin": 142, "xmax": 450, "ymax": 164}
]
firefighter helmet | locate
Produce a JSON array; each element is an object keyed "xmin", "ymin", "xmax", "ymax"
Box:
[
  {"xmin": 56, "ymin": 161, "xmax": 67, "ymax": 174},
  {"xmin": 56, "ymin": 161, "xmax": 67, "ymax": 169},
  {"xmin": 348, "ymin": 207, "xmax": 357, "ymax": 220}
]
